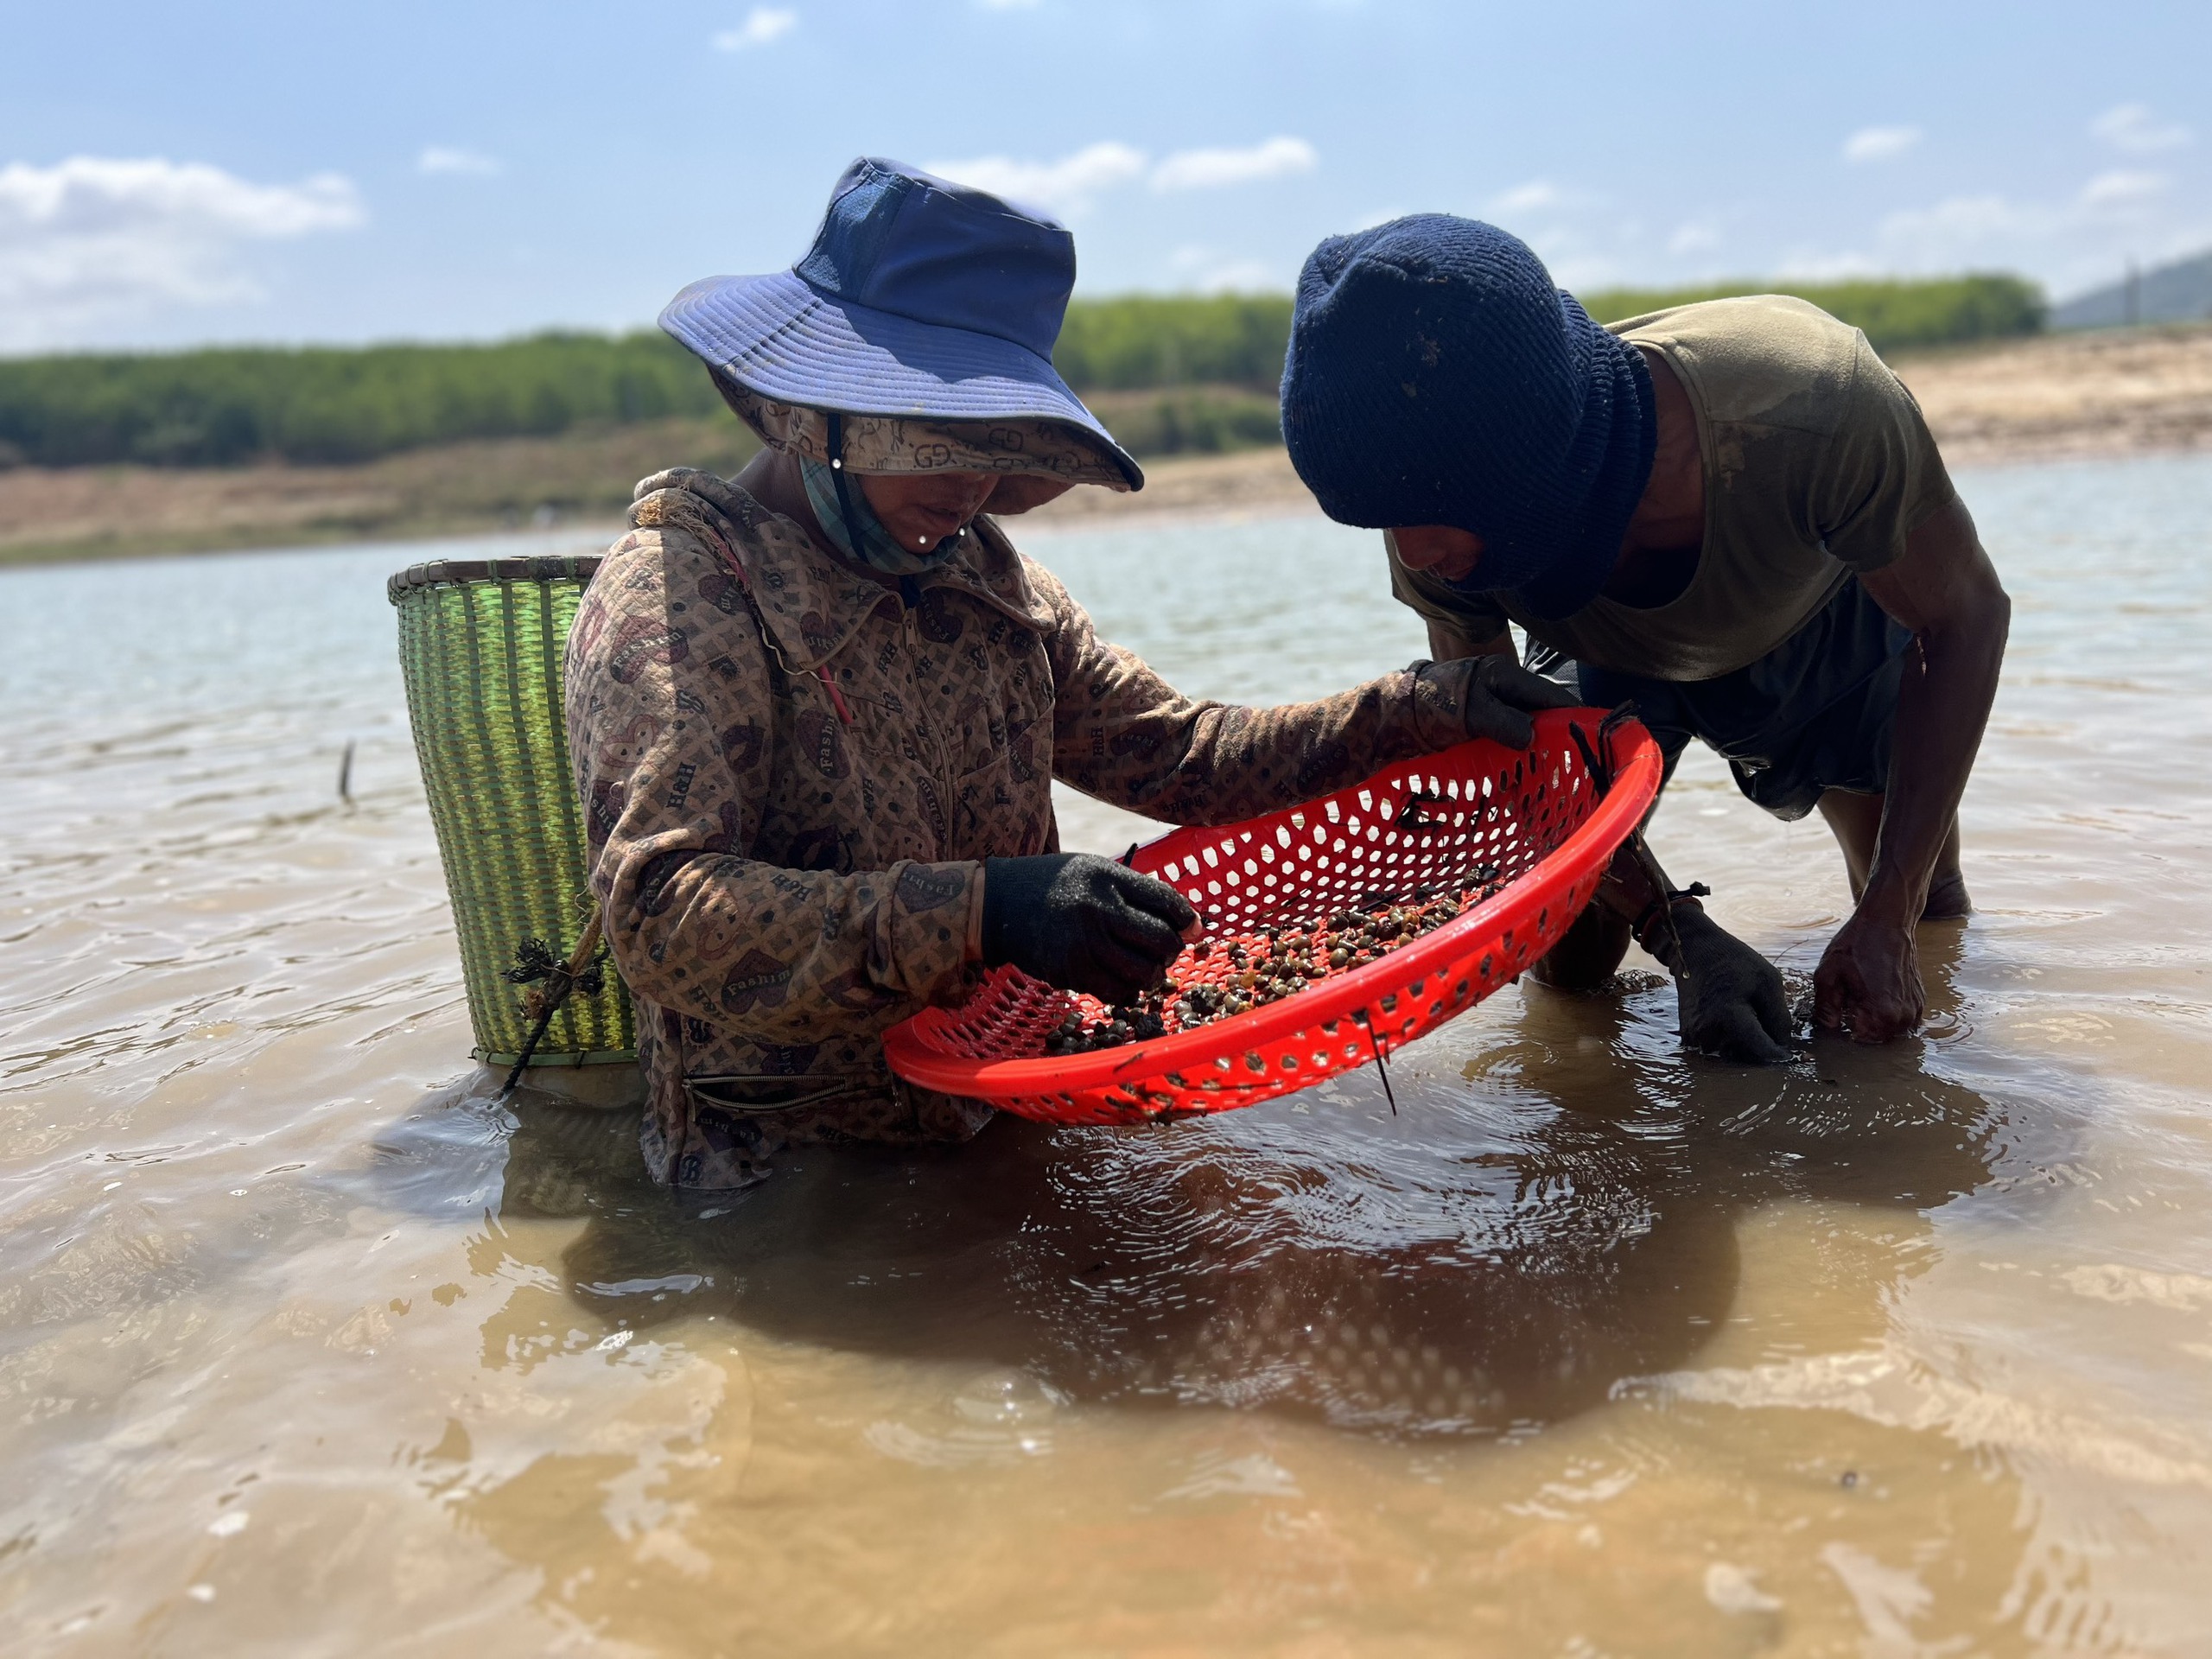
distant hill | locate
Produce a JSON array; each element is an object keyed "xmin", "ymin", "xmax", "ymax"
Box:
[{"xmin": 2054, "ymin": 250, "xmax": 2212, "ymax": 329}]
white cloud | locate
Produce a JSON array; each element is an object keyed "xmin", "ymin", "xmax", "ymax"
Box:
[
  {"xmin": 417, "ymin": 146, "xmax": 501, "ymax": 177},
  {"xmin": 2079, "ymin": 169, "xmax": 2167, "ymax": 208},
  {"xmin": 1842, "ymin": 124, "xmax": 1922, "ymax": 164},
  {"xmin": 1876, "ymin": 193, "xmax": 2044, "ymax": 264},
  {"xmin": 1167, "ymin": 245, "xmax": 1281, "ymax": 292},
  {"xmin": 714, "ymin": 7, "xmax": 797, "ymax": 50},
  {"xmin": 1484, "ymin": 121, "xmax": 2202, "ymax": 301},
  {"xmin": 0, "ymin": 156, "xmax": 363, "ymax": 350},
  {"xmin": 1771, "ymin": 248, "xmax": 1883, "ymax": 282},
  {"xmin": 1195, "ymin": 260, "xmax": 1278, "ymax": 292},
  {"xmin": 924, "ymin": 142, "xmax": 1147, "ymax": 215},
  {"xmin": 1668, "ymin": 219, "xmax": 1721, "ymax": 257},
  {"xmin": 1150, "ymin": 137, "xmax": 1317, "ymax": 193},
  {"xmin": 1344, "ymin": 204, "xmax": 1408, "ymax": 232},
  {"xmin": 928, "ymin": 136, "xmax": 1318, "ymax": 215},
  {"xmin": 1543, "ymin": 254, "xmax": 1625, "ymax": 293},
  {"xmin": 1859, "ymin": 175, "xmax": 2190, "ymax": 293},
  {"xmin": 2091, "ymin": 104, "xmax": 2191, "ymax": 154},
  {"xmin": 1490, "ymin": 180, "xmax": 1560, "ymax": 215}
]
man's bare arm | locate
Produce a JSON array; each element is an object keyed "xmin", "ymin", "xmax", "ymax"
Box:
[{"xmin": 1816, "ymin": 497, "xmax": 2011, "ymax": 1039}]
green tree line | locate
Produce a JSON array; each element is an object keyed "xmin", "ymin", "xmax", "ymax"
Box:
[
  {"xmin": 1052, "ymin": 294, "xmax": 1296, "ymax": 390},
  {"xmin": 0, "ymin": 332, "xmax": 727, "ymax": 469},
  {"xmin": 1576, "ymin": 273, "xmax": 2046, "ymax": 354},
  {"xmin": 0, "ymin": 276, "xmax": 2042, "ymax": 469}
]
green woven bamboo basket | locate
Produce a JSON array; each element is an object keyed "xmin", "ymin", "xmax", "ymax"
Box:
[{"xmin": 390, "ymin": 555, "xmax": 635, "ymax": 1068}]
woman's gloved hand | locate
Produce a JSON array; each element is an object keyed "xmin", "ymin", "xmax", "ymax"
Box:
[
  {"xmin": 981, "ymin": 854, "xmax": 1198, "ymax": 1004},
  {"xmin": 1412, "ymin": 653, "xmax": 1583, "ymax": 749},
  {"xmin": 1660, "ymin": 905, "xmax": 1796, "ymax": 1065}
]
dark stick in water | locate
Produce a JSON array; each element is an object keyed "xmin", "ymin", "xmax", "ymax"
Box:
[
  {"xmin": 499, "ymin": 910, "xmax": 607, "ymax": 1102},
  {"xmin": 1353, "ymin": 1007, "xmax": 1398, "ymax": 1116}
]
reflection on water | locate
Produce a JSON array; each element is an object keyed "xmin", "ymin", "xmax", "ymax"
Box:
[
  {"xmin": 353, "ymin": 946, "xmax": 2020, "ymax": 1652},
  {"xmin": 3, "ymin": 454, "xmax": 2212, "ymax": 1653},
  {"xmin": 450, "ymin": 973, "xmax": 1993, "ymax": 1442}
]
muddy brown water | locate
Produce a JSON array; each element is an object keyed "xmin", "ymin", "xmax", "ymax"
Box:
[{"xmin": 3, "ymin": 453, "xmax": 2210, "ymax": 1655}]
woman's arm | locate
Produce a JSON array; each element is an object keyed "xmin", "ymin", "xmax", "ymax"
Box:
[
  {"xmin": 564, "ymin": 526, "xmax": 982, "ymax": 1044},
  {"xmin": 1027, "ymin": 560, "xmax": 1571, "ymax": 826}
]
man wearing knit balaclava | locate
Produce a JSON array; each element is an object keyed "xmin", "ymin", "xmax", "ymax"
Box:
[{"xmin": 1282, "ymin": 217, "xmax": 2010, "ymax": 1055}]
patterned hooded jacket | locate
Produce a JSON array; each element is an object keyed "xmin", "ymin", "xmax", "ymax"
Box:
[{"xmin": 567, "ymin": 468, "xmax": 1482, "ymax": 1188}]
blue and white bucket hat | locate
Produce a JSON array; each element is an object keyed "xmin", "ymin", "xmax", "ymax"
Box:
[{"xmin": 662, "ymin": 158, "xmax": 1143, "ymax": 490}]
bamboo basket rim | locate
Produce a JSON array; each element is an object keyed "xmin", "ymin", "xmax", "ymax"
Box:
[{"xmin": 387, "ymin": 554, "xmax": 604, "ymax": 605}]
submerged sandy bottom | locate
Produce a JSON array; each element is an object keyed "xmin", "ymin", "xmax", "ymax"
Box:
[{"xmin": 3, "ymin": 454, "xmax": 2210, "ymax": 1655}]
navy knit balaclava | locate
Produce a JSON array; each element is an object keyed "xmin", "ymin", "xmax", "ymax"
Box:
[{"xmin": 1281, "ymin": 216, "xmax": 1656, "ymax": 620}]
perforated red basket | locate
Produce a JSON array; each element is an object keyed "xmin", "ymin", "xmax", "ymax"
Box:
[{"xmin": 883, "ymin": 709, "xmax": 1662, "ymax": 1125}]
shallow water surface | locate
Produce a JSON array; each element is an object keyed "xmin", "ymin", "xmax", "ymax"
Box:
[{"xmin": 3, "ymin": 454, "xmax": 2211, "ymax": 1654}]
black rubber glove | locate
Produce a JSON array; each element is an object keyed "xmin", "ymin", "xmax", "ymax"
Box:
[
  {"xmin": 981, "ymin": 854, "xmax": 1198, "ymax": 1004},
  {"xmin": 1660, "ymin": 905, "xmax": 1796, "ymax": 1065},
  {"xmin": 1412, "ymin": 653, "xmax": 1584, "ymax": 749}
]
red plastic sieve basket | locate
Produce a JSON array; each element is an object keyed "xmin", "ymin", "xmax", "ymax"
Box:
[{"xmin": 883, "ymin": 709, "xmax": 1662, "ymax": 1126}]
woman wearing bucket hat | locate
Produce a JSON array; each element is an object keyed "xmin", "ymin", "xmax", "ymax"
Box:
[
  {"xmin": 566, "ymin": 162, "xmax": 1575, "ymax": 1190},
  {"xmin": 1281, "ymin": 216, "xmax": 2010, "ymax": 1055}
]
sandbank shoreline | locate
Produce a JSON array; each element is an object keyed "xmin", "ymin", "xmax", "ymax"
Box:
[{"xmin": 3, "ymin": 324, "xmax": 2209, "ymax": 568}]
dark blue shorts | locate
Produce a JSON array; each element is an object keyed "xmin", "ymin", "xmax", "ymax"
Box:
[{"xmin": 1532, "ymin": 577, "xmax": 1912, "ymax": 822}]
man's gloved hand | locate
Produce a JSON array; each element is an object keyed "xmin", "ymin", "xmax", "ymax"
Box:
[
  {"xmin": 1663, "ymin": 905, "xmax": 1796, "ymax": 1065},
  {"xmin": 1412, "ymin": 653, "xmax": 1584, "ymax": 749},
  {"xmin": 981, "ymin": 854, "xmax": 1198, "ymax": 1004}
]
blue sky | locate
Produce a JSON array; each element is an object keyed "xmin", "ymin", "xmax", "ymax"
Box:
[{"xmin": 0, "ymin": 0, "xmax": 2204, "ymax": 353}]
